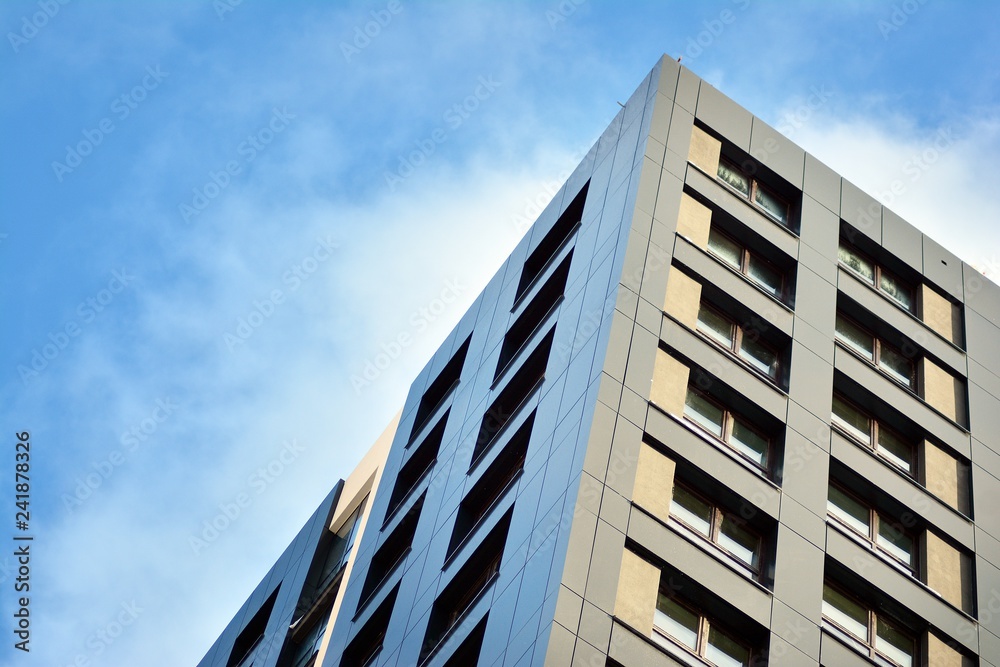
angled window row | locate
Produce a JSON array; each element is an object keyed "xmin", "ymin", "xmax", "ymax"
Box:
[
  {"xmin": 515, "ymin": 181, "xmax": 587, "ymax": 303},
  {"xmin": 419, "ymin": 508, "xmax": 512, "ymax": 665},
  {"xmin": 408, "ymin": 334, "xmax": 471, "ymax": 444},
  {"xmin": 496, "ymin": 249, "xmax": 572, "ymax": 382},
  {"xmin": 832, "ymin": 393, "xmax": 915, "ymax": 476},
  {"xmin": 836, "ymin": 313, "xmax": 915, "ymax": 388},
  {"xmin": 707, "ymin": 227, "xmax": 787, "ymax": 302},
  {"xmin": 688, "ymin": 123, "xmax": 800, "ymax": 232},
  {"xmin": 684, "ymin": 388, "xmax": 771, "ymax": 472},
  {"xmin": 449, "ymin": 410, "xmax": 532, "ymax": 562},
  {"xmin": 696, "ymin": 301, "xmax": 782, "ymax": 381},
  {"xmin": 358, "ymin": 493, "xmax": 424, "ymax": 611},
  {"xmin": 838, "ymin": 226, "xmax": 964, "ymax": 348},
  {"xmin": 471, "ymin": 327, "xmax": 553, "ymax": 467},
  {"xmin": 822, "ymin": 580, "xmax": 915, "ymax": 667},
  {"xmin": 342, "ymin": 582, "xmax": 399, "ymax": 667},
  {"xmin": 670, "ymin": 482, "xmax": 763, "ymax": 579},
  {"xmin": 384, "ymin": 410, "xmax": 447, "ymax": 524}
]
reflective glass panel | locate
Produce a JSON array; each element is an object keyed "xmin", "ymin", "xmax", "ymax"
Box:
[
  {"xmin": 880, "ymin": 272, "xmax": 914, "ymax": 312},
  {"xmin": 719, "ymin": 516, "xmax": 759, "ymax": 569},
  {"xmin": 879, "ymin": 345, "xmax": 914, "ymax": 387},
  {"xmin": 706, "ymin": 626, "xmax": 750, "ymax": 667},
  {"xmin": 876, "ymin": 617, "xmax": 914, "ymax": 667},
  {"xmin": 832, "ymin": 396, "xmax": 872, "ymax": 444},
  {"xmin": 730, "ymin": 418, "xmax": 768, "ymax": 466},
  {"xmin": 827, "ymin": 486, "xmax": 871, "ymax": 537},
  {"xmin": 839, "ymin": 245, "xmax": 875, "ymax": 283},
  {"xmin": 671, "ymin": 485, "xmax": 712, "ymax": 538},
  {"xmin": 654, "ymin": 594, "xmax": 698, "ymax": 650},
  {"xmin": 685, "ymin": 391, "xmax": 724, "ymax": 438},
  {"xmin": 822, "ymin": 584, "xmax": 869, "ymax": 641},
  {"xmin": 747, "ymin": 255, "xmax": 783, "ymax": 298},
  {"xmin": 835, "ymin": 315, "xmax": 875, "ymax": 359},
  {"xmin": 697, "ymin": 306, "xmax": 735, "ymax": 348},
  {"xmin": 754, "ymin": 184, "xmax": 788, "ymax": 225},
  {"xmin": 718, "ymin": 161, "xmax": 750, "ymax": 196},
  {"xmin": 877, "ymin": 427, "xmax": 913, "ymax": 474},
  {"xmin": 877, "ymin": 518, "xmax": 914, "ymax": 567},
  {"xmin": 708, "ymin": 229, "xmax": 742, "ymax": 269},
  {"xmin": 739, "ymin": 335, "xmax": 778, "ymax": 378}
]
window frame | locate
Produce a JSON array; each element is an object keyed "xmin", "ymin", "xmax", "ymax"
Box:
[
  {"xmin": 697, "ymin": 301, "xmax": 781, "ymax": 381},
  {"xmin": 684, "ymin": 387, "xmax": 771, "ymax": 471},
  {"xmin": 716, "ymin": 157, "xmax": 791, "ymax": 227},
  {"xmin": 835, "ymin": 313, "xmax": 916, "ymax": 390},
  {"xmin": 838, "ymin": 241, "xmax": 916, "ymax": 314},
  {"xmin": 821, "ymin": 581, "xmax": 917, "ymax": 667},
  {"xmin": 670, "ymin": 481, "xmax": 763, "ymax": 577},
  {"xmin": 826, "ymin": 482, "xmax": 917, "ymax": 574},
  {"xmin": 831, "ymin": 394, "xmax": 916, "ymax": 477},
  {"xmin": 707, "ymin": 226, "xmax": 787, "ymax": 302},
  {"xmin": 653, "ymin": 589, "xmax": 754, "ymax": 667}
]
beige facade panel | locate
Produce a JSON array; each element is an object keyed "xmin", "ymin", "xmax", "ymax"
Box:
[
  {"xmin": 920, "ymin": 357, "xmax": 968, "ymax": 426},
  {"xmin": 633, "ymin": 443, "xmax": 676, "ymax": 524},
  {"xmin": 922, "ymin": 530, "xmax": 974, "ymax": 614},
  {"xmin": 676, "ymin": 193, "xmax": 712, "ymax": 248},
  {"xmin": 688, "ymin": 125, "xmax": 721, "ymax": 176},
  {"xmin": 921, "ymin": 284, "xmax": 963, "ymax": 346},
  {"xmin": 650, "ymin": 349, "xmax": 689, "ymax": 416},
  {"xmin": 663, "ymin": 268, "xmax": 702, "ymax": 329},
  {"xmin": 926, "ymin": 628, "xmax": 966, "ymax": 667},
  {"xmin": 613, "ymin": 548, "xmax": 661, "ymax": 636},
  {"xmin": 920, "ymin": 439, "xmax": 970, "ymax": 515}
]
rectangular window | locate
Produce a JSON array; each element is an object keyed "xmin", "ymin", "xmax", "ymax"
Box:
[
  {"xmin": 716, "ymin": 159, "xmax": 790, "ymax": 226},
  {"xmin": 838, "ymin": 242, "xmax": 915, "ymax": 313},
  {"xmin": 684, "ymin": 388, "xmax": 770, "ymax": 469},
  {"xmin": 707, "ymin": 228, "xmax": 786, "ymax": 300},
  {"xmin": 835, "ymin": 314, "xmax": 915, "ymax": 389},
  {"xmin": 697, "ymin": 303, "xmax": 780, "ymax": 379},
  {"xmin": 827, "ymin": 484, "xmax": 915, "ymax": 571},
  {"xmin": 822, "ymin": 582, "xmax": 915, "ymax": 667},
  {"xmin": 831, "ymin": 395, "xmax": 915, "ymax": 476},
  {"xmin": 671, "ymin": 483, "xmax": 762, "ymax": 574},
  {"xmin": 654, "ymin": 591, "xmax": 752, "ymax": 667}
]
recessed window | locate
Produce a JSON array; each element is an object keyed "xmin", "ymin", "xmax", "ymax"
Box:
[
  {"xmin": 684, "ymin": 388, "xmax": 770, "ymax": 469},
  {"xmin": 822, "ymin": 582, "xmax": 915, "ymax": 667},
  {"xmin": 670, "ymin": 483, "xmax": 762, "ymax": 574},
  {"xmin": 707, "ymin": 228, "xmax": 786, "ymax": 300},
  {"xmin": 515, "ymin": 182, "xmax": 587, "ymax": 302},
  {"xmin": 835, "ymin": 314, "xmax": 915, "ymax": 389},
  {"xmin": 831, "ymin": 395, "xmax": 914, "ymax": 476},
  {"xmin": 717, "ymin": 158, "xmax": 790, "ymax": 227},
  {"xmin": 654, "ymin": 592, "xmax": 752, "ymax": 667},
  {"xmin": 697, "ymin": 303, "xmax": 779, "ymax": 379},
  {"xmin": 827, "ymin": 484, "xmax": 915, "ymax": 571},
  {"xmin": 838, "ymin": 242, "xmax": 915, "ymax": 313}
]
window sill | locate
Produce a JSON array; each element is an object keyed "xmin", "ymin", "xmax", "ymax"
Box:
[
  {"xmin": 443, "ymin": 470, "xmax": 522, "ymax": 570},
  {"xmin": 468, "ymin": 375, "xmax": 544, "ymax": 473},
  {"xmin": 686, "ymin": 161, "xmax": 800, "ymax": 240},
  {"xmin": 492, "ymin": 307, "xmax": 562, "ymax": 389},
  {"xmin": 825, "ymin": 519, "xmax": 977, "ymax": 623},
  {"xmin": 676, "ymin": 232, "xmax": 795, "ymax": 315},
  {"xmin": 406, "ymin": 380, "xmax": 459, "ymax": 448},
  {"xmin": 381, "ymin": 464, "xmax": 434, "ymax": 531},
  {"xmin": 510, "ymin": 222, "xmax": 580, "ymax": 313},
  {"xmin": 353, "ymin": 547, "xmax": 412, "ymax": 622},
  {"xmin": 834, "ymin": 339, "xmax": 918, "ymax": 394}
]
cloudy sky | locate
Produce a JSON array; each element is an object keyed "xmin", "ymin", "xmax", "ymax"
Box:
[{"xmin": 1, "ymin": 1, "xmax": 999, "ymax": 665}]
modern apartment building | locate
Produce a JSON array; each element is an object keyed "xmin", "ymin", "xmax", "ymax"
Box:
[{"xmin": 197, "ymin": 55, "xmax": 1000, "ymax": 667}]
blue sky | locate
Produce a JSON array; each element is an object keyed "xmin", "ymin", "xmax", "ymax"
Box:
[{"xmin": 1, "ymin": 1, "xmax": 999, "ymax": 665}]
